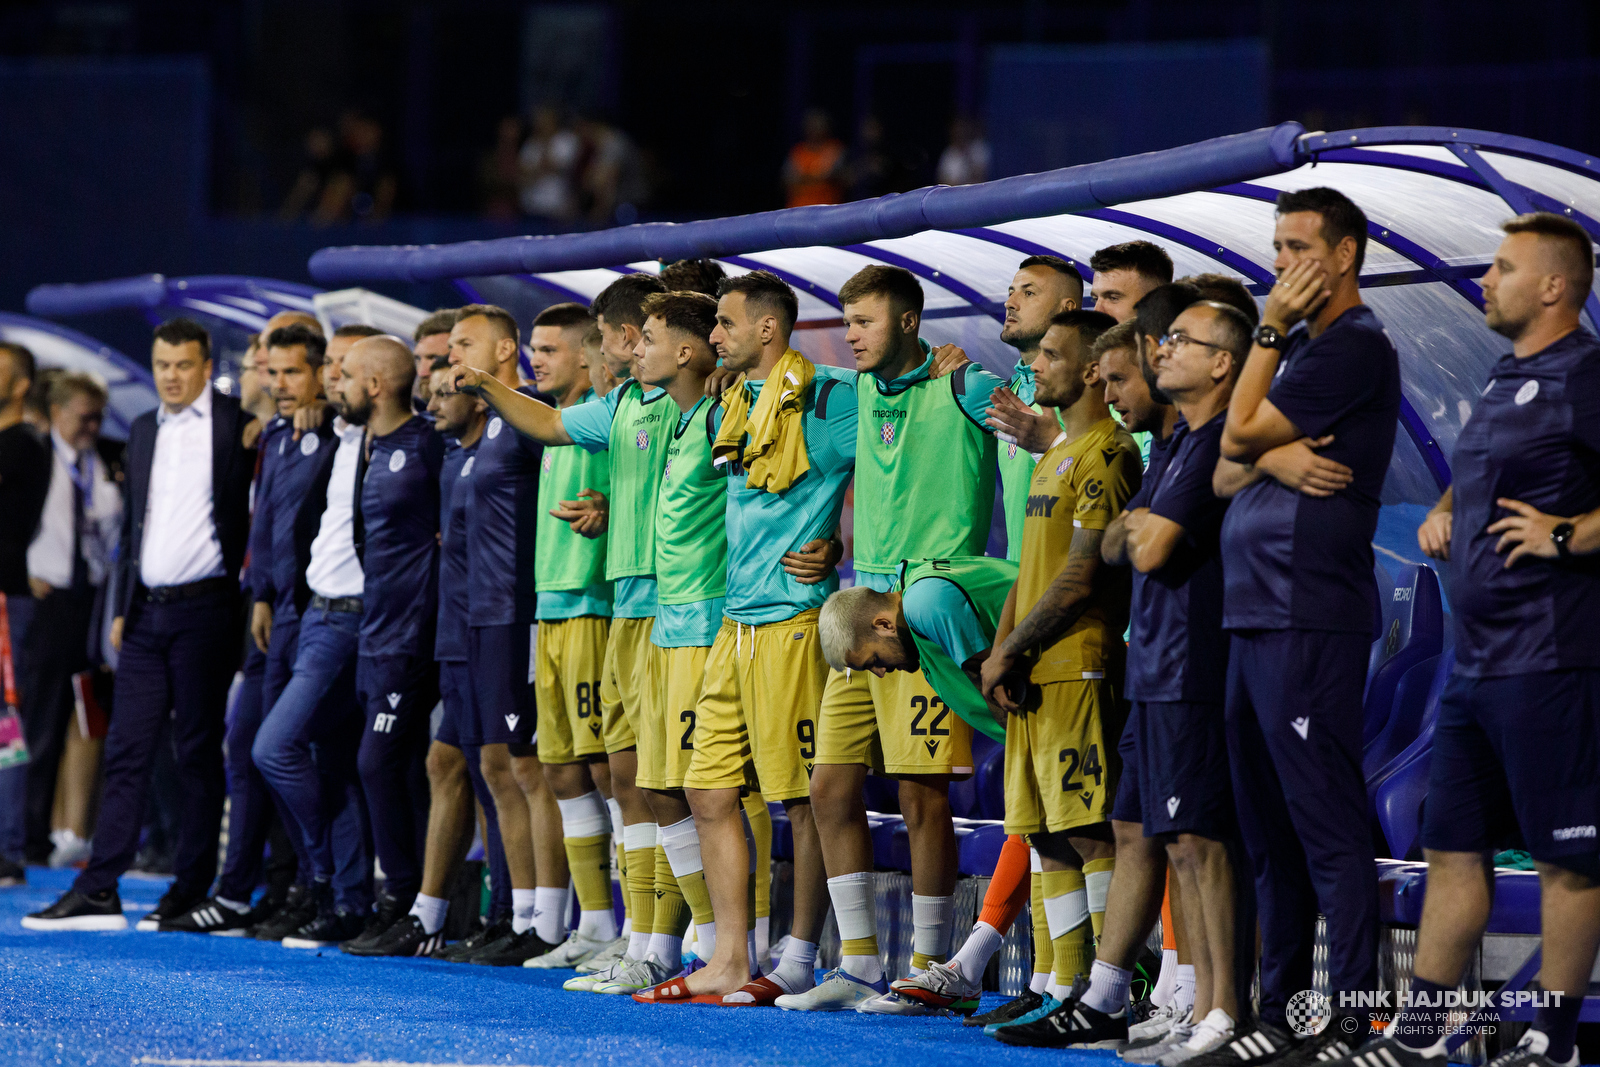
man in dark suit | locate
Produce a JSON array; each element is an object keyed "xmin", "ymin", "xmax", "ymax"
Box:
[{"xmin": 25, "ymin": 317, "xmax": 256, "ymax": 930}]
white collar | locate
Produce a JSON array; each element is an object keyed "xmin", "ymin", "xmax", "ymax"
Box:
[{"xmin": 157, "ymin": 385, "xmax": 214, "ymax": 424}]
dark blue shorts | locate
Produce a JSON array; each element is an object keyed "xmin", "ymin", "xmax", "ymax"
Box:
[
  {"xmin": 1111, "ymin": 707, "xmax": 1142, "ymax": 824},
  {"xmin": 468, "ymin": 623, "xmax": 536, "ymax": 747},
  {"xmin": 435, "ymin": 660, "xmax": 470, "ymax": 748},
  {"xmin": 1422, "ymin": 669, "xmax": 1600, "ymax": 866},
  {"xmin": 1134, "ymin": 700, "xmax": 1233, "ymax": 839}
]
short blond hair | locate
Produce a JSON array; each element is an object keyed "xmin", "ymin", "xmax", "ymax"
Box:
[{"xmin": 818, "ymin": 586, "xmax": 895, "ymax": 672}]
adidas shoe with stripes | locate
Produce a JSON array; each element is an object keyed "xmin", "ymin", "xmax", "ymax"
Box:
[{"xmin": 160, "ymin": 897, "xmax": 253, "ymax": 936}]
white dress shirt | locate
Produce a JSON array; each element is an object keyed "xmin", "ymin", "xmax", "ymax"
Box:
[
  {"xmin": 140, "ymin": 387, "xmax": 225, "ymax": 588},
  {"xmin": 305, "ymin": 418, "xmax": 366, "ymax": 599},
  {"xmin": 28, "ymin": 429, "xmax": 121, "ymax": 589}
]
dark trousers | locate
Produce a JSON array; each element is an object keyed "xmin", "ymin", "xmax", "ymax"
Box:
[
  {"xmin": 356, "ymin": 653, "xmax": 433, "ymax": 900},
  {"xmin": 253, "ymin": 606, "xmax": 371, "ymax": 911},
  {"xmin": 19, "ymin": 587, "xmax": 96, "ymax": 859},
  {"xmin": 75, "ymin": 590, "xmax": 239, "ymax": 898},
  {"xmin": 216, "ymin": 621, "xmax": 306, "ymax": 902},
  {"xmin": 1225, "ymin": 629, "xmax": 1379, "ymax": 1024},
  {"xmin": 0, "ymin": 595, "xmax": 36, "ymax": 860}
]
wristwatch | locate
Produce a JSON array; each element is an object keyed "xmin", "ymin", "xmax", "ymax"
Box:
[
  {"xmin": 1253, "ymin": 324, "xmax": 1287, "ymax": 350},
  {"xmin": 1551, "ymin": 521, "xmax": 1575, "ymax": 559}
]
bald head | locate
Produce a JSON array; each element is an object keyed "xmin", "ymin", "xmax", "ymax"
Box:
[{"xmin": 347, "ymin": 335, "xmax": 416, "ymax": 400}]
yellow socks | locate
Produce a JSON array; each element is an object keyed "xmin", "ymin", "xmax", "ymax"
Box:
[
  {"xmin": 1042, "ymin": 868, "xmax": 1092, "ymax": 997},
  {"xmin": 1084, "ymin": 857, "xmax": 1115, "ymax": 941}
]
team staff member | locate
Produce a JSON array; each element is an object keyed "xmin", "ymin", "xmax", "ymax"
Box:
[
  {"xmin": 585, "ymin": 291, "xmax": 733, "ymax": 996},
  {"xmin": 970, "ymin": 310, "xmax": 1135, "ymax": 1027},
  {"xmin": 411, "ymin": 310, "xmax": 456, "ymax": 413},
  {"xmin": 1348, "ymin": 214, "xmax": 1600, "ymax": 1067},
  {"xmin": 648, "ymin": 270, "xmax": 852, "ymax": 1005},
  {"xmin": 30, "ymin": 319, "xmax": 256, "ymax": 931},
  {"xmin": 1006, "ymin": 301, "xmax": 1253, "ymax": 1054},
  {"xmin": 338, "ymin": 336, "xmax": 444, "ymax": 947},
  {"xmin": 355, "ymin": 355, "xmax": 503, "ymax": 958},
  {"xmin": 439, "ymin": 304, "xmax": 566, "ymax": 967},
  {"xmin": 790, "ymin": 266, "xmax": 1001, "ymax": 1012},
  {"xmin": 1207, "ymin": 187, "xmax": 1399, "ymax": 1064},
  {"xmin": 164, "ymin": 324, "xmax": 334, "ymax": 935}
]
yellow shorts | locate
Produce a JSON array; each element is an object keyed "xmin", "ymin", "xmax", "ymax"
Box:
[
  {"xmin": 600, "ymin": 616, "xmax": 654, "ymax": 753},
  {"xmin": 637, "ymin": 643, "xmax": 707, "ymax": 792},
  {"xmin": 1003, "ymin": 678, "xmax": 1126, "ymax": 835},
  {"xmin": 815, "ymin": 667, "xmax": 974, "ymax": 778},
  {"xmin": 684, "ymin": 610, "xmax": 828, "ymax": 802},
  {"xmin": 535, "ymin": 615, "xmax": 611, "ymax": 764}
]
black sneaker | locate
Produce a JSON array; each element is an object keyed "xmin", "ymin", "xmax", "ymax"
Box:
[
  {"xmin": 995, "ymin": 999, "xmax": 1130, "ymax": 1049},
  {"xmin": 136, "ymin": 886, "xmax": 203, "ymax": 931},
  {"xmin": 1188, "ymin": 1021, "xmax": 1301, "ymax": 1067},
  {"xmin": 1483, "ymin": 1031, "xmax": 1579, "ymax": 1067},
  {"xmin": 23, "ymin": 887, "xmax": 127, "ymax": 931},
  {"xmin": 965, "ymin": 989, "xmax": 1045, "ymax": 1028},
  {"xmin": 240, "ymin": 884, "xmax": 291, "ymax": 929},
  {"xmin": 345, "ymin": 914, "xmax": 444, "ymax": 958},
  {"xmin": 282, "ymin": 906, "xmax": 366, "ymax": 948},
  {"xmin": 340, "ymin": 889, "xmax": 409, "ymax": 954},
  {"xmin": 466, "ymin": 927, "xmax": 553, "ymax": 967},
  {"xmin": 1320, "ymin": 1035, "xmax": 1442, "ymax": 1067},
  {"xmin": 438, "ymin": 917, "xmax": 511, "ymax": 962},
  {"xmin": 1276, "ymin": 1021, "xmax": 1370, "ymax": 1067},
  {"xmin": 0, "ymin": 856, "xmax": 25, "ymax": 887},
  {"xmin": 160, "ymin": 896, "xmax": 254, "ymax": 936},
  {"xmin": 250, "ymin": 883, "xmax": 317, "ymax": 941}
]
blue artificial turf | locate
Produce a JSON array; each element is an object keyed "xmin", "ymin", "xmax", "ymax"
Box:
[{"xmin": 1, "ymin": 866, "xmax": 1119, "ymax": 1067}]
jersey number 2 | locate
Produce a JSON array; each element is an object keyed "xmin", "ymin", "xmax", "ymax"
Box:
[{"xmin": 909, "ymin": 695, "xmax": 950, "ymax": 736}]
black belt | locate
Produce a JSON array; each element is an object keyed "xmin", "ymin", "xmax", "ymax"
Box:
[
  {"xmin": 310, "ymin": 593, "xmax": 364, "ymax": 614},
  {"xmin": 142, "ymin": 576, "xmax": 235, "ymax": 605}
]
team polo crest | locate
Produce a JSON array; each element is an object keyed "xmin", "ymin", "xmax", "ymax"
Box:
[
  {"xmin": 487, "ymin": 417, "xmax": 503, "ymax": 439},
  {"xmin": 1056, "ymin": 456, "xmax": 1074, "ymax": 476},
  {"xmin": 1515, "ymin": 380, "xmax": 1539, "ymax": 405},
  {"xmin": 636, "ymin": 429, "xmax": 650, "ymax": 450},
  {"xmin": 300, "ymin": 434, "xmax": 320, "ymax": 456},
  {"xmin": 389, "ymin": 449, "xmax": 406, "ymax": 472},
  {"xmin": 880, "ymin": 422, "xmax": 896, "ymax": 446},
  {"xmin": 461, "ymin": 456, "xmax": 475, "ymax": 477}
]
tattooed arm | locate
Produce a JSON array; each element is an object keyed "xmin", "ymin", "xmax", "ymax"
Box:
[{"xmin": 980, "ymin": 527, "xmax": 1104, "ymax": 711}]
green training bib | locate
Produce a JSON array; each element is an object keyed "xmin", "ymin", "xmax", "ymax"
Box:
[
  {"xmin": 536, "ymin": 429, "xmax": 612, "ymax": 592},
  {"xmin": 655, "ymin": 398, "xmax": 727, "ymax": 605},
  {"xmin": 899, "ymin": 556, "xmax": 1019, "ymax": 741},
  {"xmin": 605, "ymin": 380, "xmax": 672, "ymax": 581}
]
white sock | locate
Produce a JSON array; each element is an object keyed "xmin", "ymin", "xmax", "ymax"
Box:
[
  {"xmin": 620, "ymin": 916, "xmax": 632, "ymax": 937},
  {"xmin": 911, "ymin": 893, "xmax": 954, "ymax": 963},
  {"xmin": 949, "ymin": 921, "xmax": 1003, "ymax": 984},
  {"xmin": 555, "ymin": 789, "xmax": 611, "ymax": 837},
  {"xmin": 578, "ymin": 908, "xmax": 617, "ymax": 942},
  {"xmin": 695, "ymin": 921, "xmax": 718, "ymax": 961},
  {"xmin": 606, "ymin": 797, "xmax": 624, "ymax": 841},
  {"xmin": 647, "ymin": 928, "xmax": 684, "ymax": 966},
  {"xmin": 409, "ymin": 893, "xmax": 448, "ymax": 935},
  {"xmin": 827, "ymin": 871, "xmax": 882, "ymax": 985},
  {"xmin": 1173, "ymin": 963, "xmax": 1196, "ymax": 1013},
  {"xmin": 1151, "ymin": 947, "xmax": 1178, "ymax": 1007},
  {"xmin": 755, "ymin": 914, "xmax": 771, "ymax": 967},
  {"xmin": 1029, "ymin": 971, "xmax": 1050, "ymax": 994},
  {"xmin": 1085, "ymin": 866, "xmax": 1112, "ymax": 922},
  {"xmin": 658, "ymin": 816, "xmax": 703, "ymax": 878},
  {"xmin": 771, "ymin": 936, "xmax": 817, "ymax": 993},
  {"xmin": 512, "ymin": 888, "xmax": 537, "ymax": 935},
  {"xmin": 533, "ymin": 886, "xmax": 567, "ymax": 944},
  {"xmin": 1082, "ymin": 958, "xmax": 1132, "ymax": 1015}
]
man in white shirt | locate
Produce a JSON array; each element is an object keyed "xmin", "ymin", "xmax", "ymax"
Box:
[
  {"xmin": 18, "ymin": 372, "xmax": 122, "ymax": 865},
  {"xmin": 27, "ymin": 318, "xmax": 257, "ymax": 931}
]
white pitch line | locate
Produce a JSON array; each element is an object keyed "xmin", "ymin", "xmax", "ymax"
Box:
[{"xmin": 133, "ymin": 1058, "xmax": 546, "ymax": 1067}]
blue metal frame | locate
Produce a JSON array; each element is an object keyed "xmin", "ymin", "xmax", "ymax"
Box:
[
  {"xmin": 840, "ymin": 243, "xmax": 1005, "ymax": 320},
  {"xmin": 28, "ymin": 274, "xmax": 320, "ymax": 326},
  {"xmin": 0, "ymin": 311, "xmax": 156, "ymax": 438}
]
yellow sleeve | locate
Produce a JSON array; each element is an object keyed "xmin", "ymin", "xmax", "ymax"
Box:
[{"xmin": 1072, "ymin": 440, "xmax": 1142, "ymax": 532}]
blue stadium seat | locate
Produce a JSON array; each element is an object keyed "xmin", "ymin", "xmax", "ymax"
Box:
[
  {"xmin": 958, "ymin": 822, "xmax": 1007, "ymax": 877},
  {"xmin": 1368, "ymin": 648, "xmax": 1455, "ymax": 858},
  {"xmin": 768, "ymin": 802, "xmax": 793, "ymax": 861},
  {"xmin": 1362, "ymin": 564, "xmax": 1444, "ymax": 748},
  {"xmin": 974, "ymin": 741, "xmax": 1007, "ymax": 821},
  {"xmin": 863, "ymin": 774, "xmax": 900, "ymax": 814},
  {"xmin": 948, "ymin": 733, "xmax": 1001, "ymax": 818},
  {"xmin": 868, "ymin": 814, "xmax": 905, "ymax": 869},
  {"xmin": 885, "ymin": 818, "xmax": 994, "ymax": 874},
  {"xmin": 1363, "ymin": 652, "xmax": 1442, "ymax": 778}
]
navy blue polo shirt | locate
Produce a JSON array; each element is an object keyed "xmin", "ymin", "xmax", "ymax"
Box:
[
  {"xmin": 360, "ymin": 415, "xmax": 445, "ymax": 658},
  {"xmin": 466, "ymin": 387, "xmax": 550, "ymax": 628},
  {"xmin": 1450, "ymin": 327, "xmax": 1600, "ymax": 677},
  {"xmin": 1141, "ymin": 424, "xmax": 1178, "ymax": 487},
  {"xmin": 1125, "ymin": 413, "xmax": 1231, "ymax": 703},
  {"xmin": 1221, "ymin": 304, "xmax": 1401, "ymax": 633},
  {"xmin": 250, "ymin": 415, "xmax": 336, "ymax": 620},
  {"xmin": 435, "ymin": 437, "xmax": 477, "ymax": 664}
]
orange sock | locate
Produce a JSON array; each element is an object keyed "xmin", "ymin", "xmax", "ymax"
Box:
[
  {"xmin": 979, "ymin": 834, "xmax": 1033, "ymax": 932},
  {"xmin": 1162, "ymin": 886, "xmax": 1176, "ymax": 950}
]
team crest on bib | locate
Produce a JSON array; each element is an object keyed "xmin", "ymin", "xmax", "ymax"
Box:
[
  {"xmin": 1056, "ymin": 456, "xmax": 1074, "ymax": 476},
  {"xmin": 542, "ymin": 452, "xmax": 552, "ymax": 473},
  {"xmin": 880, "ymin": 422, "xmax": 895, "ymax": 445},
  {"xmin": 389, "ymin": 449, "xmax": 406, "ymax": 472},
  {"xmin": 300, "ymin": 434, "xmax": 320, "ymax": 456},
  {"xmin": 487, "ymin": 417, "xmax": 503, "ymax": 439},
  {"xmin": 636, "ymin": 429, "xmax": 650, "ymax": 450},
  {"xmin": 461, "ymin": 456, "xmax": 475, "ymax": 477},
  {"xmin": 662, "ymin": 460, "xmax": 672, "ymax": 482},
  {"xmin": 1515, "ymin": 380, "xmax": 1539, "ymax": 405},
  {"xmin": 1007, "ymin": 442, "xmax": 1018, "ymax": 459}
]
